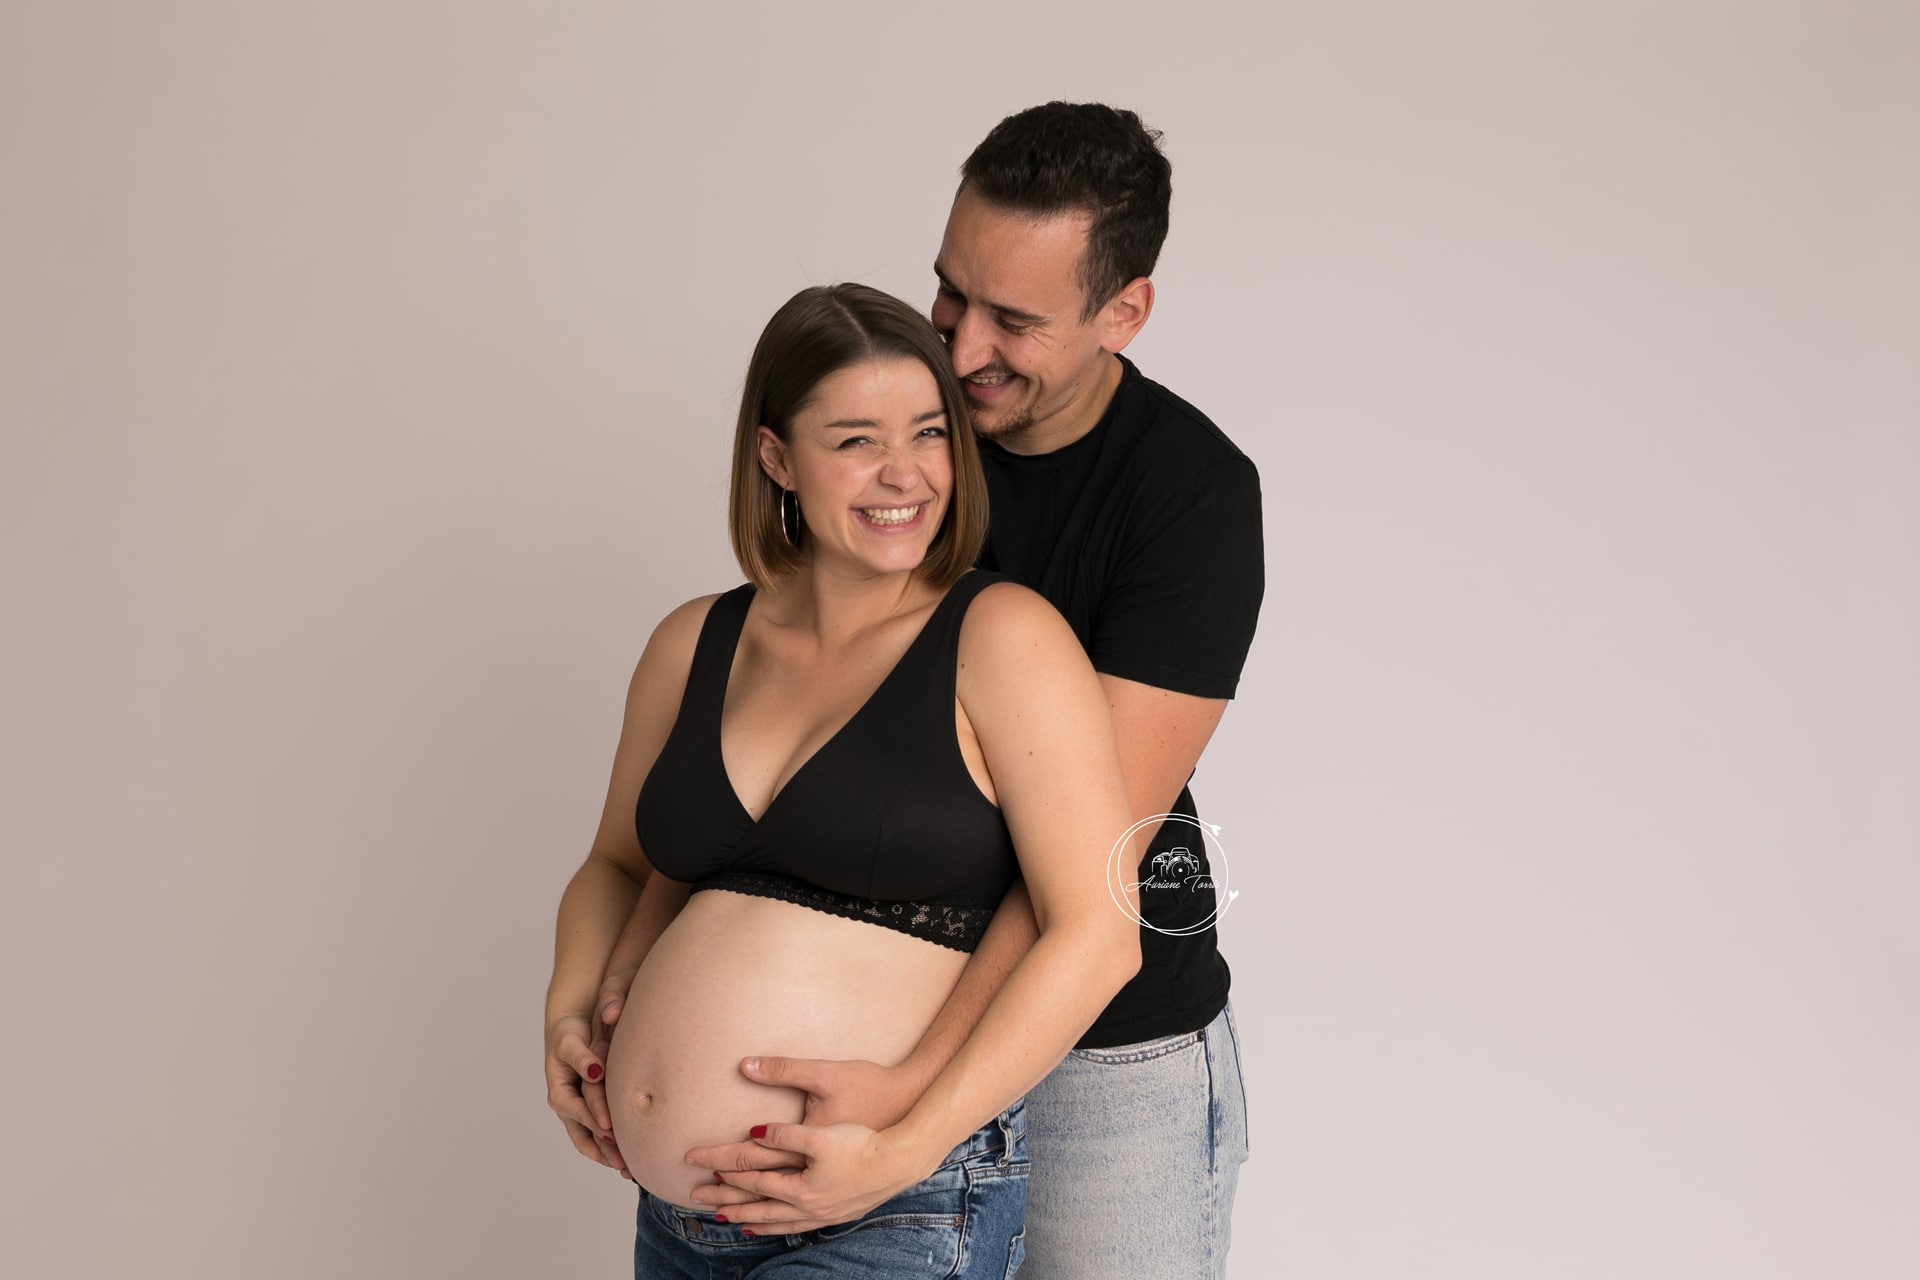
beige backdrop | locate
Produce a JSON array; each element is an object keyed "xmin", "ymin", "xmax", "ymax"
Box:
[{"xmin": 4, "ymin": 2, "xmax": 1916, "ymax": 1277}]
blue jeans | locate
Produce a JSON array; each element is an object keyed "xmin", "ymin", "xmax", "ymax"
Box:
[
  {"xmin": 1020, "ymin": 1003, "xmax": 1249, "ymax": 1280},
  {"xmin": 633, "ymin": 1102, "xmax": 1029, "ymax": 1278}
]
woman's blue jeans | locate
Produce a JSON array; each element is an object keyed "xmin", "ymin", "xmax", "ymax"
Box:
[{"xmin": 633, "ymin": 1101, "xmax": 1029, "ymax": 1278}]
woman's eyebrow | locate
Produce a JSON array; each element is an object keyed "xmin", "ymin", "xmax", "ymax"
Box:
[{"xmin": 818, "ymin": 407, "xmax": 948, "ymax": 430}]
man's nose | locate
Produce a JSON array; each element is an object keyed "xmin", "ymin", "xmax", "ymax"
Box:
[{"xmin": 946, "ymin": 308, "xmax": 993, "ymax": 377}]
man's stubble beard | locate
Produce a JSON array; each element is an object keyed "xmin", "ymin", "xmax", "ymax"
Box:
[{"xmin": 968, "ymin": 397, "xmax": 1036, "ymax": 449}]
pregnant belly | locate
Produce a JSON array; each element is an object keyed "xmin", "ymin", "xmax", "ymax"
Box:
[{"xmin": 606, "ymin": 887, "xmax": 969, "ymax": 1207}]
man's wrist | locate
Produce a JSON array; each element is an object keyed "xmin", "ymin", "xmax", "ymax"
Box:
[
  {"xmin": 895, "ymin": 1043, "xmax": 944, "ymax": 1101},
  {"xmin": 885, "ymin": 1100, "xmax": 967, "ymax": 1180}
]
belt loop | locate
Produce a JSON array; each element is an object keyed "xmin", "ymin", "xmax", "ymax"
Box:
[{"xmin": 995, "ymin": 1107, "xmax": 1014, "ymax": 1166}]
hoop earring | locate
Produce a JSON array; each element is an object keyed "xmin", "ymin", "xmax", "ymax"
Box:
[{"xmin": 779, "ymin": 488, "xmax": 801, "ymax": 549}]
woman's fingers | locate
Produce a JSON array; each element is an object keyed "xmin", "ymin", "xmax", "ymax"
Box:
[
  {"xmin": 562, "ymin": 1117, "xmax": 613, "ymax": 1169},
  {"xmin": 682, "ymin": 1122, "xmax": 912, "ymax": 1227},
  {"xmin": 545, "ymin": 1016, "xmax": 613, "ymax": 1154}
]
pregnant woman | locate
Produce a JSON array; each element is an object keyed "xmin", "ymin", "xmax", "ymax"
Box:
[{"xmin": 543, "ymin": 284, "xmax": 1140, "ymax": 1277}]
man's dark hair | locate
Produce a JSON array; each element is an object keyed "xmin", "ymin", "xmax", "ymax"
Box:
[{"xmin": 959, "ymin": 101, "xmax": 1172, "ymax": 321}]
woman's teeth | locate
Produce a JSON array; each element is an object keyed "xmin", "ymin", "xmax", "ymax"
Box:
[{"xmin": 861, "ymin": 505, "xmax": 920, "ymax": 525}]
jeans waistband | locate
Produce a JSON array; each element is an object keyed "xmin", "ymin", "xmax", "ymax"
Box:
[{"xmin": 640, "ymin": 1099, "xmax": 1026, "ymax": 1243}]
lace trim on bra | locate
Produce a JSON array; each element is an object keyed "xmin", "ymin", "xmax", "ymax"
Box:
[{"xmin": 692, "ymin": 869, "xmax": 998, "ymax": 953}]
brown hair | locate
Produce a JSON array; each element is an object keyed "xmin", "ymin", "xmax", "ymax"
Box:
[{"xmin": 729, "ymin": 283, "xmax": 988, "ymax": 590}]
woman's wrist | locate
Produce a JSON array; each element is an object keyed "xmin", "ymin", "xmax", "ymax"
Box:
[{"xmin": 544, "ymin": 1003, "xmax": 595, "ymax": 1041}]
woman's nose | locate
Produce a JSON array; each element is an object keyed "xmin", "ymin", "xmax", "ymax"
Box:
[{"xmin": 877, "ymin": 450, "xmax": 920, "ymax": 489}]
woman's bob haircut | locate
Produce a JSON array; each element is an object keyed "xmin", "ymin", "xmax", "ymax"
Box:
[{"xmin": 729, "ymin": 283, "xmax": 989, "ymax": 591}]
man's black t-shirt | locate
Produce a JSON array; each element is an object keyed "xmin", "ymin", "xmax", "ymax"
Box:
[{"xmin": 978, "ymin": 354, "xmax": 1264, "ymax": 1047}]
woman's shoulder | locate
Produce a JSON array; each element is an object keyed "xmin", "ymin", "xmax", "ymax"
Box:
[
  {"xmin": 629, "ymin": 586, "xmax": 748, "ymax": 693},
  {"xmin": 954, "ymin": 574, "xmax": 1084, "ymax": 667},
  {"xmin": 652, "ymin": 587, "xmax": 744, "ymax": 645}
]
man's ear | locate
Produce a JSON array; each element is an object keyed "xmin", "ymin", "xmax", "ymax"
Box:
[
  {"xmin": 757, "ymin": 426, "xmax": 793, "ymax": 490},
  {"xmin": 1099, "ymin": 277, "xmax": 1154, "ymax": 354}
]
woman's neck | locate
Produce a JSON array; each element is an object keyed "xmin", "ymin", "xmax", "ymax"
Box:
[{"xmin": 761, "ymin": 560, "xmax": 943, "ymax": 648}]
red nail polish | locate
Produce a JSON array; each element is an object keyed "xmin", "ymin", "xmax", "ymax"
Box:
[
  {"xmin": 585, "ymin": 1063, "xmax": 603, "ymax": 1082},
  {"xmin": 749, "ymin": 1124, "xmax": 768, "ymax": 1140},
  {"xmin": 742, "ymin": 1230, "xmax": 756, "ymax": 1238},
  {"xmin": 714, "ymin": 1214, "xmax": 729, "ymax": 1224},
  {"xmin": 712, "ymin": 1172, "xmax": 725, "ymax": 1183}
]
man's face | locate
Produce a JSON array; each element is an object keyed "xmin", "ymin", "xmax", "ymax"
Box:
[{"xmin": 931, "ymin": 186, "xmax": 1121, "ymax": 454}]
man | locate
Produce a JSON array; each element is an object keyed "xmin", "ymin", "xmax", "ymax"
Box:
[
  {"xmin": 573, "ymin": 103, "xmax": 1263, "ymax": 1278},
  {"xmin": 920, "ymin": 100, "xmax": 1263, "ymax": 1279}
]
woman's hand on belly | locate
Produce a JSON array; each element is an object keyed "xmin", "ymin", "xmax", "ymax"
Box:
[
  {"xmin": 543, "ymin": 1012, "xmax": 623, "ymax": 1174},
  {"xmin": 682, "ymin": 1120, "xmax": 938, "ymax": 1233},
  {"xmin": 678, "ymin": 1052, "xmax": 925, "ymax": 1183}
]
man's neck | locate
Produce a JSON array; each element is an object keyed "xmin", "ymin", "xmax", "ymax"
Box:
[{"xmin": 996, "ymin": 353, "xmax": 1125, "ymax": 457}]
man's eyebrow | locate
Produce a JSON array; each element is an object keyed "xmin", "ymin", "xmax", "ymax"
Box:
[{"xmin": 933, "ymin": 263, "xmax": 1048, "ymax": 327}]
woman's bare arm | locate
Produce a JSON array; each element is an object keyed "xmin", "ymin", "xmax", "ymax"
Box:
[{"xmin": 543, "ymin": 595, "xmax": 711, "ymax": 1170}]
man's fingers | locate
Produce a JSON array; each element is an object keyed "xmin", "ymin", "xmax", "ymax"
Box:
[
  {"xmin": 683, "ymin": 1122, "xmax": 817, "ymax": 1171},
  {"xmin": 739, "ymin": 1055, "xmax": 832, "ymax": 1093},
  {"xmin": 597, "ymin": 967, "xmax": 636, "ymax": 1028},
  {"xmin": 581, "ymin": 1074, "xmax": 614, "ymax": 1135},
  {"xmin": 583, "ymin": 1028, "xmax": 615, "ymax": 1133},
  {"xmin": 690, "ymin": 1181, "xmax": 765, "ymax": 1208},
  {"xmin": 595, "ymin": 1129, "xmax": 628, "ymax": 1176},
  {"xmin": 682, "ymin": 1139, "xmax": 806, "ymax": 1173}
]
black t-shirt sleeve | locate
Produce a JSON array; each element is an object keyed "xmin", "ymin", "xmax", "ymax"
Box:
[{"xmin": 1088, "ymin": 454, "xmax": 1265, "ymax": 698}]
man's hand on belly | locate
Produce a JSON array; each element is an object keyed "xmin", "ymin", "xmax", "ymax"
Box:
[{"xmin": 746, "ymin": 1054, "xmax": 922, "ymax": 1130}]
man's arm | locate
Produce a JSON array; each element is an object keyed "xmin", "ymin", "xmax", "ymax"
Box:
[
  {"xmin": 720, "ymin": 879, "xmax": 1037, "ymax": 1137},
  {"xmin": 1098, "ymin": 674, "xmax": 1227, "ymax": 845},
  {"xmin": 689, "ymin": 673, "xmax": 1228, "ymax": 1173}
]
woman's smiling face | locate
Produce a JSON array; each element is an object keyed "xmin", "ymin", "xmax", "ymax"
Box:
[{"xmin": 758, "ymin": 358, "xmax": 954, "ymax": 580}]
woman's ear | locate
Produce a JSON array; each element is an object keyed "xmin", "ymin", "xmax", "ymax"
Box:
[{"xmin": 756, "ymin": 426, "xmax": 793, "ymax": 491}]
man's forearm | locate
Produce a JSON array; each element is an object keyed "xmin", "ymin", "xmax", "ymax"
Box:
[
  {"xmin": 600, "ymin": 872, "xmax": 691, "ymax": 1017},
  {"xmin": 546, "ymin": 856, "xmax": 646, "ymax": 1029},
  {"xmin": 899, "ymin": 880, "xmax": 1038, "ymax": 1090}
]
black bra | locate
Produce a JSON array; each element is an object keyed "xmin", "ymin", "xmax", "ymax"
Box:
[{"xmin": 635, "ymin": 572, "xmax": 1019, "ymax": 951}]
